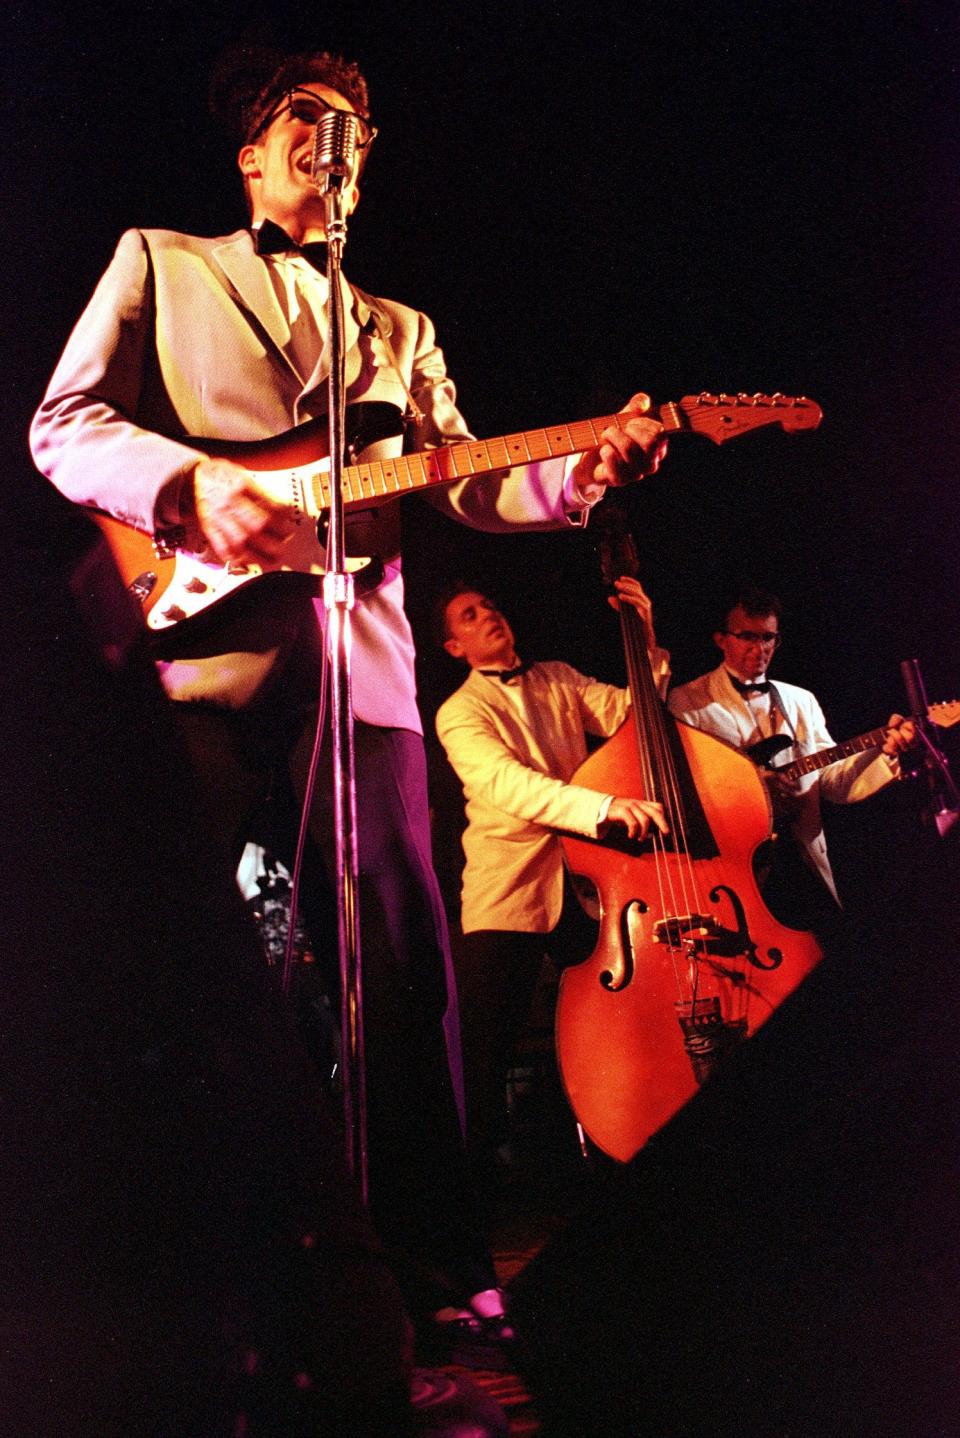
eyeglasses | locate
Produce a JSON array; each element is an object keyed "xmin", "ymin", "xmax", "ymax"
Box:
[
  {"xmin": 723, "ymin": 630, "xmax": 782, "ymax": 647},
  {"xmin": 249, "ymin": 88, "xmax": 378, "ymax": 149}
]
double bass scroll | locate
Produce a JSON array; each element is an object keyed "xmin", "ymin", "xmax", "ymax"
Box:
[{"xmin": 555, "ymin": 512, "xmax": 823, "ymax": 1162}]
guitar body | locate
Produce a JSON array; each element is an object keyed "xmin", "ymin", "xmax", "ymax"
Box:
[
  {"xmin": 92, "ymin": 402, "xmax": 404, "ymax": 632},
  {"xmin": 746, "ymin": 733, "xmax": 794, "ymax": 768}
]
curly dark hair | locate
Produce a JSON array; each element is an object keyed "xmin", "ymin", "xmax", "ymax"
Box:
[{"xmin": 209, "ymin": 44, "xmax": 372, "ymax": 146}]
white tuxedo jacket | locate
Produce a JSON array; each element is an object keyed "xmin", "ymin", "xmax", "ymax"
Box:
[
  {"xmin": 436, "ymin": 662, "xmax": 631, "ymax": 934},
  {"xmin": 31, "ymin": 228, "xmax": 593, "ymax": 728},
  {"xmin": 667, "ymin": 664, "xmax": 894, "ymax": 901}
]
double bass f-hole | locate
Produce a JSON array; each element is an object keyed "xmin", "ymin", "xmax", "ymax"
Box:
[{"xmin": 600, "ymin": 898, "xmax": 649, "ymax": 991}]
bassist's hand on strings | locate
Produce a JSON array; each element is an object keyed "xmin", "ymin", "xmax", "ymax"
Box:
[
  {"xmin": 190, "ymin": 457, "xmax": 298, "ymax": 566},
  {"xmin": 609, "ymin": 574, "xmax": 672, "ymax": 698},
  {"xmin": 610, "ymin": 575, "xmax": 658, "ymax": 650},
  {"xmin": 602, "ymin": 797, "xmax": 670, "ymax": 841}
]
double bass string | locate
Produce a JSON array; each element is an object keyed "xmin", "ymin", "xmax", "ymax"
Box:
[{"xmin": 620, "ymin": 600, "xmax": 713, "ymax": 1004}]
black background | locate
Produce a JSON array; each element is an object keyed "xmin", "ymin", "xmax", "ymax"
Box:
[{"xmin": 5, "ymin": 0, "xmax": 959, "ymax": 897}]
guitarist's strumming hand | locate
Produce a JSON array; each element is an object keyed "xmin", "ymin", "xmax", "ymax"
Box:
[
  {"xmin": 570, "ymin": 392, "xmax": 668, "ymax": 499},
  {"xmin": 763, "ymin": 768, "xmax": 805, "ymax": 827},
  {"xmin": 190, "ymin": 457, "xmax": 298, "ymax": 566}
]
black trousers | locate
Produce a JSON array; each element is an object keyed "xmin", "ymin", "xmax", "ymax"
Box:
[
  {"xmin": 172, "ymin": 697, "xmax": 496, "ymax": 1315},
  {"xmin": 454, "ymin": 884, "xmax": 599, "ymax": 1173},
  {"xmin": 0, "ymin": 501, "xmax": 414, "ymax": 1435}
]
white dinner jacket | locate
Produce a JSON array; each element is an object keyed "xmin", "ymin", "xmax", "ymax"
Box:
[
  {"xmin": 30, "ymin": 227, "xmax": 592, "ymax": 727},
  {"xmin": 436, "ymin": 661, "xmax": 631, "ymax": 934},
  {"xmin": 667, "ymin": 663, "xmax": 893, "ymax": 901}
]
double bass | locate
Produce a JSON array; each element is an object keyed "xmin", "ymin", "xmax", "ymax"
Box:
[{"xmin": 556, "ymin": 519, "xmax": 823, "ymax": 1162}]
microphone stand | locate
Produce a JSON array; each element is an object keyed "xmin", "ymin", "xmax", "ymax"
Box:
[
  {"xmin": 901, "ymin": 658, "xmax": 959, "ymax": 840},
  {"xmin": 321, "ymin": 175, "xmax": 368, "ymax": 1202}
]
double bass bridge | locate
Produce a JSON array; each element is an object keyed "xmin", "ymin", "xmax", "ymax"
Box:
[
  {"xmin": 652, "ymin": 884, "xmax": 783, "ymax": 970},
  {"xmin": 652, "ymin": 909, "xmax": 753, "ymax": 959}
]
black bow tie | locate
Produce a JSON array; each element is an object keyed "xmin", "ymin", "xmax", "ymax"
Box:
[
  {"xmin": 254, "ymin": 221, "xmax": 329, "ymax": 272},
  {"xmin": 480, "ymin": 662, "xmax": 531, "ymax": 683},
  {"xmin": 727, "ymin": 673, "xmax": 770, "ymax": 696}
]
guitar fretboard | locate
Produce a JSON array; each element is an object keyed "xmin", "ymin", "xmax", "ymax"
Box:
[
  {"xmin": 313, "ymin": 414, "xmax": 626, "ymax": 510},
  {"xmin": 779, "ymin": 727, "xmax": 890, "ymax": 781}
]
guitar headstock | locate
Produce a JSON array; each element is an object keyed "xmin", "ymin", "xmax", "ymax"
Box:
[
  {"xmin": 667, "ymin": 392, "xmax": 824, "ymax": 445},
  {"xmin": 929, "ymin": 700, "xmax": 960, "ymax": 730}
]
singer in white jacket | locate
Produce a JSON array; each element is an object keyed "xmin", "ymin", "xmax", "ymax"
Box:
[{"xmin": 29, "ymin": 44, "xmax": 669, "ymax": 1355}]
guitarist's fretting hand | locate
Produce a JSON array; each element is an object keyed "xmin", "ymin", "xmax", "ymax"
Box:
[
  {"xmin": 570, "ymin": 392, "xmax": 668, "ymax": 498},
  {"xmin": 764, "ymin": 712, "xmax": 919, "ymax": 824},
  {"xmin": 881, "ymin": 712, "xmax": 917, "ymax": 761},
  {"xmin": 190, "ymin": 457, "xmax": 298, "ymax": 566},
  {"xmin": 764, "ymin": 768, "xmax": 805, "ymax": 827}
]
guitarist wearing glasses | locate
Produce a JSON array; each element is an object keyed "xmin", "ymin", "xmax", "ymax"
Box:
[{"xmin": 667, "ymin": 586, "xmax": 917, "ymax": 929}]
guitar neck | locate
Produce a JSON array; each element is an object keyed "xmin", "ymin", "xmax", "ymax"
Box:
[
  {"xmin": 777, "ymin": 727, "xmax": 890, "ymax": 784},
  {"xmin": 323, "ymin": 396, "xmax": 782, "ymax": 512},
  {"xmin": 774, "ymin": 701, "xmax": 960, "ymax": 784},
  {"xmin": 209, "ymin": 391, "xmax": 820, "ymax": 518},
  {"xmin": 324, "ymin": 412, "xmax": 629, "ymax": 513}
]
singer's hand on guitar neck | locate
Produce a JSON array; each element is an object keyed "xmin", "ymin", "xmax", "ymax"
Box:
[
  {"xmin": 570, "ymin": 392, "xmax": 668, "ymax": 498},
  {"xmin": 190, "ymin": 457, "xmax": 298, "ymax": 566}
]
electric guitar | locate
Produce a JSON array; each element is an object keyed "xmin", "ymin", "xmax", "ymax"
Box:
[
  {"xmin": 747, "ymin": 701, "xmax": 960, "ymax": 780},
  {"xmin": 92, "ymin": 391, "xmax": 822, "ymax": 634}
]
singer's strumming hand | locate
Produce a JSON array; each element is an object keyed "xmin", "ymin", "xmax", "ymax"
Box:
[{"xmin": 190, "ymin": 457, "xmax": 298, "ymax": 566}]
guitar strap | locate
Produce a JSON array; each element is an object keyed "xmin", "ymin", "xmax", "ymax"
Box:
[
  {"xmin": 765, "ymin": 680, "xmax": 798, "ymax": 747},
  {"xmin": 757, "ymin": 680, "xmax": 840, "ymax": 929},
  {"xmin": 369, "ymin": 313, "xmax": 426, "ymax": 427}
]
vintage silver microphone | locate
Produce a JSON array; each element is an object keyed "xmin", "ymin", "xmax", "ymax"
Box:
[{"xmin": 311, "ymin": 109, "xmax": 360, "ymax": 193}]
